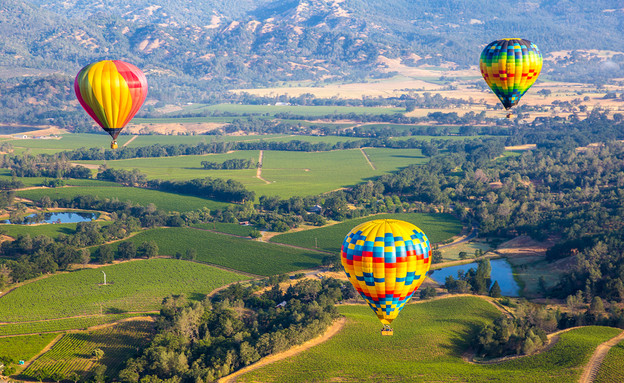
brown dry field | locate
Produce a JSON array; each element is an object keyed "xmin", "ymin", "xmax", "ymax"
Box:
[
  {"xmin": 232, "ymin": 54, "xmax": 624, "ymax": 122},
  {"xmin": 125, "ymin": 122, "xmax": 226, "ymax": 135}
]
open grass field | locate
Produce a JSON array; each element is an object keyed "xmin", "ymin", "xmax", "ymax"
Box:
[
  {"xmin": 119, "ymin": 133, "xmax": 290, "ymax": 147},
  {"xmin": 16, "ymin": 185, "xmax": 230, "ymax": 212},
  {"xmin": 507, "ymin": 255, "xmax": 567, "ymax": 296},
  {"xmin": 22, "ymin": 320, "xmax": 154, "ymax": 381},
  {"xmin": 76, "ymin": 148, "xmax": 431, "ymax": 199},
  {"xmin": 236, "ymin": 298, "xmax": 622, "ymax": 383},
  {"xmin": 0, "ymin": 314, "xmax": 144, "ymax": 337},
  {"xmin": 191, "ymin": 222, "xmax": 256, "ymax": 237},
  {"xmin": 595, "ymin": 339, "xmax": 624, "ymax": 383},
  {"xmin": 75, "ymin": 150, "xmax": 261, "ymax": 182},
  {"xmin": 0, "ymin": 220, "xmax": 108, "ymax": 240},
  {"xmin": 271, "ymin": 213, "xmax": 462, "ymax": 252},
  {"xmin": 109, "ymin": 227, "xmax": 324, "ymax": 276},
  {"xmin": 0, "ymin": 333, "xmax": 57, "ymax": 363},
  {"xmin": 257, "ymin": 148, "xmax": 429, "ymax": 197},
  {"xmin": 0, "ymin": 259, "xmax": 248, "ymax": 322},
  {"xmin": 439, "ymin": 241, "xmax": 492, "ymax": 262},
  {"xmin": 166, "ymin": 103, "xmax": 406, "ymax": 117},
  {"xmin": 8, "ymin": 134, "xmax": 134, "ymax": 154}
]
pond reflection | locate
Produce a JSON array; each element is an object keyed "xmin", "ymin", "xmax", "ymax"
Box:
[{"xmin": 428, "ymin": 258, "xmax": 520, "ymax": 297}]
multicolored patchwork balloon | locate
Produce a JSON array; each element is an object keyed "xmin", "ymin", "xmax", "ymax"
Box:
[
  {"xmin": 341, "ymin": 219, "xmax": 431, "ymax": 331},
  {"xmin": 74, "ymin": 60, "xmax": 148, "ymax": 149},
  {"xmin": 480, "ymin": 38, "xmax": 542, "ymax": 111}
]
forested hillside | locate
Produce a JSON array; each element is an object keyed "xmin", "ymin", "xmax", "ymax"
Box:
[{"xmin": 2, "ymin": 0, "xmax": 623, "ymax": 86}]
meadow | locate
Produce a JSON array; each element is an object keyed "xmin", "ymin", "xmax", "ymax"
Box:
[
  {"xmin": 8, "ymin": 134, "xmax": 134, "ymax": 154},
  {"xmin": 108, "ymin": 227, "xmax": 325, "ymax": 276},
  {"xmin": 74, "ymin": 148, "xmax": 430, "ymax": 198},
  {"xmin": 22, "ymin": 320, "xmax": 154, "ymax": 381},
  {"xmin": 270, "ymin": 213, "xmax": 463, "ymax": 252},
  {"xmin": 75, "ymin": 150, "xmax": 262, "ymax": 182},
  {"xmin": 0, "ymin": 221, "xmax": 103, "ymax": 240},
  {"xmin": 191, "ymin": 222, "xmax": 256, "ymax": 237},
  {"xmin": 166, "ymin": 103, "xmax": 406, "ymax": 117},
  {"xmin": 0, "ymin": 333, "xmax": 57, "ymax": 363},
  {"xmin": 16, "ymin": 185, "xmax": 230, "ymax": 212},
  {"xmin": 595, "ymin": 339, "xmax": 624, "ymax": 383},
  {"xmin": 236, "ymin": 298, "xmax": 622, "ymax": 383},
  {"xmin": 0, "ymin": 259, "xmax": 248, "ymax": 322}
]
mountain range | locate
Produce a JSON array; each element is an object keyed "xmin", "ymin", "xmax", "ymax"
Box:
[{"xmin": 1, "ymin": 0, "xmax": 623, "ymax": 93}]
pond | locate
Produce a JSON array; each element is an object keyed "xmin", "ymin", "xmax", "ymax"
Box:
[
  {"xmin": 1, "ymin": 212, "xmax": 99, "ymax": 225},
  {"xmin": 427, "ymin": 258, "xmax": 520, "ymax": 297}
]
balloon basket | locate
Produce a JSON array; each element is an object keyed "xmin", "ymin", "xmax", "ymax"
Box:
[
  {"xmin": 506, "ymin": 112, "xmax": 513, "ymax": 119},
  {"xmin": 111, "ymin": 141, "xmax": 118, "ymax": 149},
  {"xmin": 381, "ymin": 326, "xmax": 393, "ymax": 336}
]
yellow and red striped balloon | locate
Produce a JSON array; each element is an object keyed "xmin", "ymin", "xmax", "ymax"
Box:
[
  {"xmin": 341, "ymin": 219, "xmax": 431, "ymax": 327},
  {"xmin": 74, "ymin": 60, "xmax": 148, "ymax": 148}
]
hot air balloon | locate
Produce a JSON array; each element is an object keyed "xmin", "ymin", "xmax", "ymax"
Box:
[
  {"xmin": 74, "ymin": 60, "xmax": 148, "ymax": 149},
  {"xmin": 480, "ymin": 38, "xmax": 542, "ymax": 118},
  {"xmin": 341, "ymin": 219, "xmax": 431, "ymax": 335}
]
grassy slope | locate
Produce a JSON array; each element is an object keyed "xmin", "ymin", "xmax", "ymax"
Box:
[
  {"xmin": 16, "ymin": 185, "xmax": 229, "ymax": 212},
  {"xmin": 0, "ymin": 333, "xmax": 57, "ymax": 362},
  {"xmin": 111, "ymin": 227, "xmax": 324, "ymax": 276},
  {"xmin": 595, "ymin": 339, "xmax": 624, "ymax": 383},
  {"xmin": 237, "ymin": 298, "xmax": 621, "ymax": 383},
  {"xmin": 271, "ymin": 213, "xmax": 462, "ymax": 252},
  {"xmin": 190, "ymin": 222, "xmax": 256, "ymax": 237},
  {"xmin": 22, "ymin": 320, "xmax": 154, "ymax": 380},
  {"xmin": 0, "ymin": 259, "xmax": 248, "ymax": 322},
  {"xmin": 0, "ymin": 314, "xmax": 142, "ymax": 337}
]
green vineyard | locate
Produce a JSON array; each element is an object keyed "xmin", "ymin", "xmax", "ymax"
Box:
[{"xmin": 22, "ymin": 320, "xmax": 154, "ymax": 381}]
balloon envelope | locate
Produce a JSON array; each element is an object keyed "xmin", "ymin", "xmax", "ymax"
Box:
[
  {"xmin": 341, "ymin": 219, "xmax": 431, "ymax": 325},
  {"xmin": 74, "ymin": 60, "xmax": 148, "ymax": 140},
  {"xmin": 480, "ymin": 38, "xmax": 542, "ymax": 110}
]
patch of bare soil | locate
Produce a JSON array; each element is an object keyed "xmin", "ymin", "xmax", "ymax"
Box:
[
  {"xmin": 126, "ymin": 122, "xmax": 225, "ymax": 135},
  {"xmin": 504, "ymin": 144, "xmax": 537, "ymax": 151},
  {"xmin": 495, "ymin": 235, "xmax": 555, "ymax": 257}
]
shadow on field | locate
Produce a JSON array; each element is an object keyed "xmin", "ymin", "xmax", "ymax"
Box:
[
  {"xmin": 189, "ymin": 292, "xmax": 207, "ymax": 301},
  {"xmin": 106, "ymin": 307, "xmax": 126, "ymax": 314},
  {"xmin": 435, "ymin": 318, "xmax": 486, "ymax": 356}
]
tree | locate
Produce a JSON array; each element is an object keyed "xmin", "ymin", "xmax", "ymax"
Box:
[
  {"xmin": 184, "ymin": 248, "xmax": 197, "ymax": 261},
  {"xmin": 139, "ymin": 241, "xmax": 159, "ymax": 259},
  {"xmin": 92, "ymin": 348, "xmax": 105, "ymax": 360},
  {"xmin": 0, "ymin": 264, "xmax": 13, "ymax": 291},
  {"xmin": 97, "ymin": 245, "xmax": 114, "ymax": 264},
  {"xmin": 80, "ymin": 248, "xmax": 91, "ymax": 265},
  {"xmin": 419, "ymin": 286, "xmax": 437, "ymax": 300},
  {"xmin": 118, "ymin": 241, "xmax": 137, "ymax": 260},
  {"xmin": 589, "ymin": 296, "xmax": 605, "ymax": 314},
  {"xmin": 489, "ymin": 281, "xmax": 502, "ymax": 298}
]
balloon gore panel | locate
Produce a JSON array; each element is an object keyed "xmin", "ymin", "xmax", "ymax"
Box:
[
  {"xmin": 480, "ymin": 38, "xmax": 542, "ymax": 110},
  {"xmin": 341, "ymin": 219, "xmax": 432, "ymax": 325}
]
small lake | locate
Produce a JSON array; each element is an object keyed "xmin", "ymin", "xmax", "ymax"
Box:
[
  {"xmin": 1, "ymin": 212, "xmax": 99, "ymax": 225},
  {"xmin": 428, "ymin": 258, "xmax": 520, "ymax": 297}
]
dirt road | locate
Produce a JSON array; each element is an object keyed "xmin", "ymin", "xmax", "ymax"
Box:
[{"xmin": 579, "ymin": 330, "xmax": 624, "ymax": 383}]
